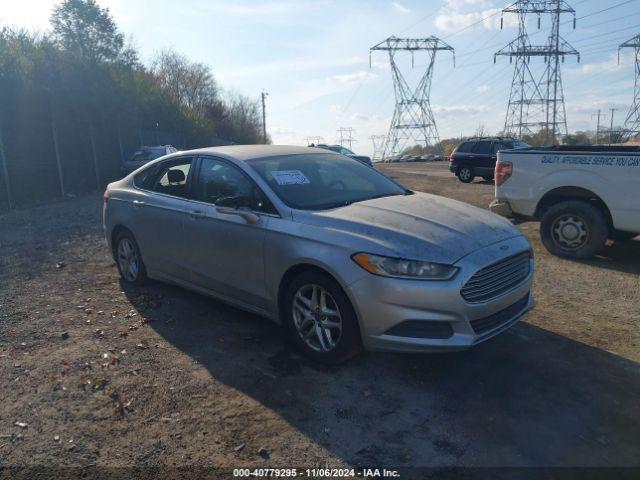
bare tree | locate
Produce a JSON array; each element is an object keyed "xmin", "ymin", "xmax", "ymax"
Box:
[{"xmin": 151, "ymin": 49, "xmax": 218, "ymax": 115}]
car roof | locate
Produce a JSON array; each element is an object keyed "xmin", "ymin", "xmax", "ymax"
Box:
[{"xmin": 176, "ymin": 145, "xmax": 334, "ymax": 162}]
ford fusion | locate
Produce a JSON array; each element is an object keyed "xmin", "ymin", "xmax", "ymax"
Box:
[{"xmin": 103, "ymin": 145, "xmax": 534, "ymax": 363}]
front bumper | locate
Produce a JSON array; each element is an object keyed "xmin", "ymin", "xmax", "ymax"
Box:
[
  {"xmin": 346, "ymin": 236, "xmax": 534, "ymax": 353},
  {"xmin": 489, "ymin": 199, "xmax": 514, "ymax": 218}
]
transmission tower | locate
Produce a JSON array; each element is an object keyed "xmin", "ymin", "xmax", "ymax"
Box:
[
  {"xmin": 336, "ymin": 127, "xmax": 356, "ymax": 150},
  {"xmin": 369, "ymin": 135, "xmax": 386, "ymax": 161},
  {"xmin": 370, "ymin": 36, "xmax": 454, "ymax": 159},
  {"xmin": 495, "ymin": 1, "xmax": 579, "ymax": 143},
  {"xmin": 618, "ymin": 33, "xmax": 640, "ymax": 141}
]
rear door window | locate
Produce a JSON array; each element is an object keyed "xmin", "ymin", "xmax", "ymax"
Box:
[
  {"xmin": 472, "ymin": 141, "xmax": 492, "ymax": 155},
  {"xmin": 493, "ymin": 141, "xmax": 513, "ymax": 153},
  {"xmin": 147, "ymin": 158, "xmax": 193, "ymax": 198},
  {"xmin": 456, "ymin": 142, "xmax": 473, "ymax": 153}
]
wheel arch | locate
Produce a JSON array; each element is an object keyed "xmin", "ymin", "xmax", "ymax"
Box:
[
  {"xmin": 535, "ymin": 186, "xmax": 613, "ymax": 229},
  {"xmin": 110, "ymin": 224, "xmax": 134, "ymax": 257},
  {"xmin": 276, "ymin": 263, "xmax": 361, "ymax": 330}
]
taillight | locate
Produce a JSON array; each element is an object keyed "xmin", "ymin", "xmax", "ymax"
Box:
[
  {"xmin": 495, "ymin": 161, "xmax": 512, "ymax": 186},
  {"xmin": 103, "ymin": 189, "xmax": 109, "ymax": 203},
  {"xmin": 449, "ymin": 153, "xmax": 456, "ymax": 161}
]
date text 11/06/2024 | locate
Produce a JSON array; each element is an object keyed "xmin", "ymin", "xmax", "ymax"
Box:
[{"xmin": 233, "ymin": 468, "xmax": 401, "ymax": 478}]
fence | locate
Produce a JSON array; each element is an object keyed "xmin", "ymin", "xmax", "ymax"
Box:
[{"xmin": 0, "ymin": 122, "xmax": 233, "ymax": 210}]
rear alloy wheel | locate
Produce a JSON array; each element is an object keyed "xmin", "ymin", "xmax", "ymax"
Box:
[
  {"xmin": 457, "ymin": 166, "xmax": 474, "ymax": 183},
  {"xmin": 540, "ymin": 201, "xmax": 608, "ymax": 259},
  {"xmin": 284, "ymin": 271, "xmax": 361, "ymax": 364},
  {"xmin": 114, "ymin": 231, "xmax": 148, "ymax": 285}
]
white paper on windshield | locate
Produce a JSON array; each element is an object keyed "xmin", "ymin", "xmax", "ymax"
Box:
[{"xmin": 271, "ymin": 170, "xmax": 310, "ymax": 185}]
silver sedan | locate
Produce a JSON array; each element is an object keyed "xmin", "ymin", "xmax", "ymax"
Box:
[{"xmin": 103, "ymin": 145, "xmax": 534, "ymax": 363}]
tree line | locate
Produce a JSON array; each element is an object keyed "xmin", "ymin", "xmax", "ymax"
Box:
[{"xmin": 0, "ymin": 0, "xmax": 266, "ymax": 208}]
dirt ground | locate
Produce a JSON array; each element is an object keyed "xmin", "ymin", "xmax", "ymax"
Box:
[{"xmin": 1, "ymin": 162, "xmax": 639, "ymax": 477}]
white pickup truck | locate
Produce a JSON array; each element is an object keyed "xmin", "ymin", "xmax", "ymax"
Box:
[{"xmin": 489, "ymin": 145, "xmax": 640, "ymax": 259}]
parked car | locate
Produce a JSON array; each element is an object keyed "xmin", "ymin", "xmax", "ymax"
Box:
[
  {"xmin": 490, "ymin": 144, "xmax": 640, "ymax": 259},
  {"xmin": 312, "ymin": 144, "xmax": 372, "ymax": 167},
  {"xmin": 121, "ymin": 145, "xmax": 177, "ymax": 176},
  {"xmin": 449, "ymin": 137, "xmax": 529, "ymax": 183},
  {"xmin": 104, "ymin": 145, "xmax": 534, "ymax": 363}
]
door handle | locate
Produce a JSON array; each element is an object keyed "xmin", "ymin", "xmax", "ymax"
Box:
[
  {"xmin": 132, "ymin": 200, "xmax": 145, "ymax": 207},
  {"xmin": 189, "ymin": 210, "xmax": 206, "ymax": 219}
]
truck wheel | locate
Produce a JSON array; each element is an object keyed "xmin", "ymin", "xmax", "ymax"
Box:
[
  {"xmin": 611, "ymin": 230, "xmax": 637, "ymax": 242},
  {"xmin": 540, "ymin": 201, "xmax": 608, "ymax": 259},
  {"xmin": 457, "ymin": 166, "xmax": 474, "ymax": 183}
]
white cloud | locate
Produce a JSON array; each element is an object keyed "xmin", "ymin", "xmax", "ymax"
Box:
[
  {"xmin": 351, "ymin": 113, "xmax": 369, "ymax": 121},
  {"xmin": 433, "ymin": 104, "xmax": 490, "ymax": 118},
  {"xmin": 392, "ymin": 2, "xmax": 411, "ymax": 14},
  {"xmin": 326, "ymin": 71, "xmax": 377, "ymax": 85},
  {"xmin": 219, "ymin": 56, "xmax": 365, "ymax": 79},
  {"xmin": 476, "ymin": 84, "xmax": 490, "ymax": 93},
  {"xmin": 434, "ymin": 1, "xmax": 518, "ymax": 33},
  {"xmin": 565, "ymin": 52, "xmax": 632, "ymax": 77}
]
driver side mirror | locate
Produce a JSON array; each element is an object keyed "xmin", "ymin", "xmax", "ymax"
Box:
[
  {"xmin": 215, "ymin": 196, "xmax": 259, "ymax": 224},
  {"xmin": 216, "ymin": 196, "xmax": 242, "ymax": 208}
]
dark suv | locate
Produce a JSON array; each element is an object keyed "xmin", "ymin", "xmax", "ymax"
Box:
[{"xmin": 449, "ymin": 137, "xmax": 529, "ymax": 183}]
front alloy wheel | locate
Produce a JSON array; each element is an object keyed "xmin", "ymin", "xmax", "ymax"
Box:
[
  {"xmin": 284, "ymin": 271, "xmax": 361, "ymax": 364},
  {"xmin": 292, "ymin": 284, "xmax": 342, "ymax": 352}
]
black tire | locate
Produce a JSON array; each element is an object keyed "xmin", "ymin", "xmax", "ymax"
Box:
[
  {"xmin": 540, "ymin": 201, "xmax": 608, "ymax": 259},
  {"xmin": 482, "ymin": 176, "xmax": 494, "ymax": 182},
  {"xmin": 457, "ymin": 166, "xmax": 474, "ymax": 183},
  {"xmin": 113, "ymin": 230, "xmax": 149, "ymax": 285},
  {"xmin": 611, "ymin": 230, "xmax": 637, "ymax": 242},
  {"xmin": 283, "ymin": 271, "xmax": 362, "ymax": 364}
]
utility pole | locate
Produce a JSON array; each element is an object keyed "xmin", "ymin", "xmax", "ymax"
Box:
[
  {"xmin": 336, "ymin": 127, "xmax": 356, "ymax": 150},
  {"xmin": 618, "ymin": 33, "xmax": 640, "ymax": 141},
  {"xmin": 592, "ymin": 109, "xmax": 605, "ymax": 144},
  {"xmin": 261, "ymin": 91, "xmax": 268, "ymax": 143},
  {"xmin": 370, "ymin": 36, "xmax": 454, "ymax": 158},
  {"xmin": 609, "ymin": 107, "xmax": 617, "ymax": 144},
  {"xmin": 496, "ymin": 0, "xmax": 579, "ymax": 143}
]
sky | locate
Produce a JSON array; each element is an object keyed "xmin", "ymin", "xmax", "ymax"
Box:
[{"xmin": 2, "ymin": 0, "xmax": 639, "ymax": 156}]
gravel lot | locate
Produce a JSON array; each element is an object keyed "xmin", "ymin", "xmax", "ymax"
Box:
[{"xmin": 1, "ymin": 162, "xmax": 639, "ymax": 476}]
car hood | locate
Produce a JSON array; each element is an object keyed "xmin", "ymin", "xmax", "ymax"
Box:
[{"xmin": 293, "ymin": 192, "xmax": 522, "ymax": 264}]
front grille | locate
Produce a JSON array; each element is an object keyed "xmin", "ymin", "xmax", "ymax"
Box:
[
  {"xmin": 470, "ymin": 293, "xmax": 530, "ymax": 336},
  {"xmin": 384, "ymin": 320, "xmax": 453, "ymax": 339},
  {"xmin": 461, "ymin": 251, "xmax": 531, "ymax": 303}
]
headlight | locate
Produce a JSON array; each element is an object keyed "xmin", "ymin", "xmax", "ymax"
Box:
[{"xmin": 352, "ymin": 253, "xmax": 458, "ymax": 280}]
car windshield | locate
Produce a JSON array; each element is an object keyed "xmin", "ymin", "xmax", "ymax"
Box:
[{"xmin": 247, "ymin": 153, "xmax": 409, "ymax": 210}]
